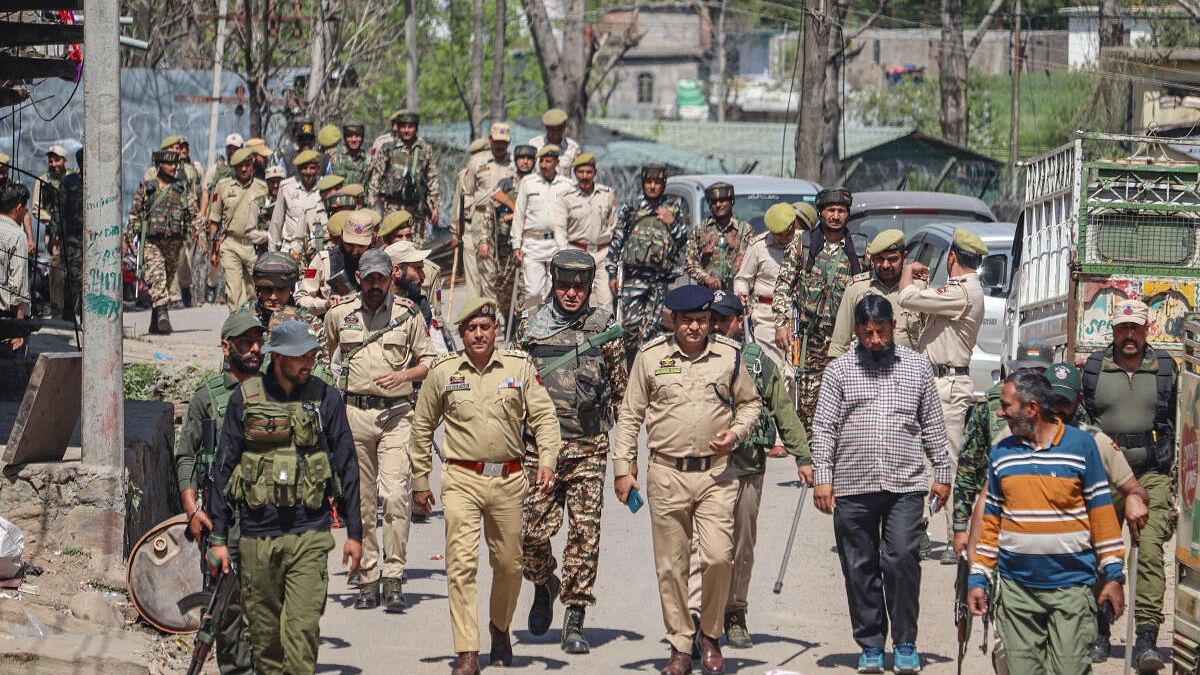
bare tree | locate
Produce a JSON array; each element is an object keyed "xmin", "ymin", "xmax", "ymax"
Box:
[
  {"xmin": 469, "ymin": 0, "xmax": 486, "ymax": 138},
  {"xmin": 938, "ymin": 0, "xmax": 1005, "ymax": 147},
  {"xmin": 1098, "ymin": 0, "xmax": 1124, "ymax": 48},
  {"xmin": 489, "ymin": 0, "xmax": 507, "ymax": 124}
]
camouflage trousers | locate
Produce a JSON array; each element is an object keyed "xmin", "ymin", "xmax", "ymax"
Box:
[
  {"xmin": 144, "ymin": 236, "xmax": 184, "ymax": 308},
  {"xmin": 496, "ymin": 257, "xmax": 523, "ymax": 333},
  {"xmin": 617, "ymin": 280, "xmax": 669, "ymax": 365},
  {"xmin": 797, "ymin": 344, "xmax": 834, "ymax": 431},
  {"xmin": 521, "ymin": 444, "xmax": 607, "ymax": 606}
]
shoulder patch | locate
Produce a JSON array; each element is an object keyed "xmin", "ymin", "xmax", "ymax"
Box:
[
  {"xmin": 712, "ymin": 334, "xmax": 743, "ymax": 350},
  {"xmin": 852, "ymin": 271, "xmax": 872, "ymax": 282},
  {"xmin": 640, "ymin": 334, "xmax": 669, "ymax": 351}
]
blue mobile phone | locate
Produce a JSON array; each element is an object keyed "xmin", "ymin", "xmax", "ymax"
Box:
[{"xmin": 627, "ymin": 487, "xmax": 644, "ymax": 513}]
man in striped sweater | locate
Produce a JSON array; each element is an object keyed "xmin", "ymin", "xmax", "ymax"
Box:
[{"xmin": 967, "ymin": 369, "xmax": 1126, "ymax": 675}]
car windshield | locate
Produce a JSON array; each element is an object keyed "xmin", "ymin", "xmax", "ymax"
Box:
[
  {"xmin": 850, "ymin": 212, "xmax": 983, "ymax": 241},
  {"xmin": 702, "ymin": 193, "xmax": 812, "ymax": 234}
]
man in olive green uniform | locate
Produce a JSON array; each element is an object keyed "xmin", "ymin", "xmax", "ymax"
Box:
[
  {"xmin": 462, "ymin": 123, "xmax": 514, "ymax": 302},
  {"xmin": 828, "ymin": 229, "xmax": 922, "ymax": 358},
  {"xmin": 209, "ymin": 148, "xmax": 270, "ymax": 311},
  {"xmin": 684, "ymin": 291, "xmax": 811, "ymax": 650},
  {"xmin": 613, "ymin": 285, "xmax": 761, "ymax": 675},
  {"xmin": 1083, "ymin": 298, "xmax": 1177, "ymax": 671},
  {"xmin": 897, "ymin": 227, "xmax": 986, "ymax": 560},
  {"xmin": 772, "ymin": 187, "xmax": 862, "ymax": 429},
  {"xmin": 516, "ymin": 251, "xmax": 627, "ymax": 655},
  {"xmin": 684, "ymin": 183, "xmax": 753, "ymax": 292},
  {"xmin": 128, "ymin": 149, "xmax": 199, "ymax": 334},
  {"xmin": 409, "ymin": 298, "xmax": 561, "ymax": 675},
  {"xmin": 369, "ymin": 110, "xmax": 441, "ymax": 244},
  {"xmin": 208, "ymin": 321, "xmax": 363, "ymax": 675},
  {"xmin": 175, "ymin": 310, "xmax": 264, "ymax": 675},
  {"xmin": 327, "ymin": 121, "xmax": 370, "ymax": 187},
  {"xmin": 562, "ymin": 153, "xmax": 617, "ymax": 313},
  {"xmin": 324, "ymin": 249, "xmax": 437, "ymax": 612}
]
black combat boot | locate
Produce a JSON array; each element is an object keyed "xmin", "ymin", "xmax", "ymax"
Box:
[
  {"xmin": 353, "ymin": 579, "xmax": 379, "ymax": 610},
  {"xmin": 528, "ymin": 574, "xmax": 560, "ymax": 636},
  {"xmin": 560, "ymin": 605, "xmax": 589, "ymax": 654},
  {"xmin": 382, "ymin": 577, "xmax": 407, "ymax": 613},
  {"xmin": 147, "ymin": 307, "xmax": 161, "ymax": 335},
  {"xmin": 1088, "ymin": 611, "xmax": 1111, "ymax": 663},
  {"xmin": 691, "ymin": 613, "xmax": 702, "ymax": 659},
  {"xmin": 156, "ymin": 306, "xmax": 173, "ymax": 334},
  {"xmin": 181, "ymin": 287, "xmax": 193, "ymax": 308},
  {"xmin": 724, "ymin": 609, "xmax": 752, "ymax": 649},
  {"xmin": 1135, "ymin": 625, "xmax": 1165, "ymax": 672}
]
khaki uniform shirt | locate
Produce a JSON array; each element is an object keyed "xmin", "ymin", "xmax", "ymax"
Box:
[
  {"xmin": 511, "ymin": 172, "xmax": 573, "ymax": 250},
  {"xmin": 563, "ymin": 183, "xmax": 617, "ymax": 247},
  {"xmin": 828, "ymin": 272, "xmax": 924, "ymax": 358},
  {"xmin": 209, "ymin": 176, "xmax": 270, "ymax": 238},
  {"xmin": 734, "ymin": 232, "xmax": 802, "ymax": 324},
  {"xmin": 612, "ymin": 334, "xmax": 762, "ymax": 477},
  {"xmin": 898, "ymin": 272, "xmax": 984, "ymax": 368},
  {"xmin": 269, "ymin": 176, "xmax": 322, "ymax": 252},
  {"xmin": 527, "ymin": 134, "xmax": 582, "ymax": 177},
  {"xmin": 462, "ymin": 152, "xmax": 515, "ymax": 237},
  {"xmin": 409, "ymin": 349, "xmax": 562, "ymax": 492},
  {"xmin": 295, "ymin": 248, "xmax": 352, "ymax": 316},
  {"xmin": 323, "ymin": 293, "xmax": 437, "ymax": 398}
]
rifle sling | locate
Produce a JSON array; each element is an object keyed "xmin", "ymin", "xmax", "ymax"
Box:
[{"xmin": 536, "ymin": 324, "xmax": 624, "ymax": 379}]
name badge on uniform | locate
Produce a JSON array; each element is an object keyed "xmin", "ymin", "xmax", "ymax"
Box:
[
  {"xmin": 498, "ymin": 377, "xmax": 522, "ymax": 390},
  {"xmin": 445, "ymin": 374, "xmax": 471, "ymax": 392},
  {"xmin": 655, "ymin": 357, "xmax": 681, "ymax": 376}
]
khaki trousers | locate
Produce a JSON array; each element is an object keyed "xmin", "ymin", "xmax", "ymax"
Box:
[
  {"xmin": 442, "ymin": 464, "xmax": 528, "ymax": 652},
  {"xmin": 648, "ymin": 457, "xmax": 738, "ymax": 654},
  {"xmin": 687, "ymin": 473, "xmax": 763, "ymax": 616},
  {"xmin": 220, "ymin": 235, "xmax": 257, "ymax": 311},
  {"xmin": 749, "ymin": 302, "xmax": 794, "ymax": 394},
  {"xmin": 463, "ymin": 232, "xmax": 498, "ymax": 301},
  {"xmin": 346, "ymin": 402, "xmax": 414, "ymax": 583},
  {"xmin": 935, "ymin": 374, "xmax": 974, "ymax": 539},
  {"xmin": 170, "ymin": 237, "xmax": 195, "ymax": 302},
  {"xmin": 587, "ymin": 248, "xmax": 613, "ymax": 314}
]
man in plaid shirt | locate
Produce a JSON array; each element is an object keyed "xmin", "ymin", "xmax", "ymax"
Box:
[{"xmin": 811, "ymin": 294, "xmax": 952, "ymax": 674}]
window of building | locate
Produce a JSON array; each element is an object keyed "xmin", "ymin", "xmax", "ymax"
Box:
[{"xmin": 637, "ymin": 72, "xmax": 654, "ymax": 104}]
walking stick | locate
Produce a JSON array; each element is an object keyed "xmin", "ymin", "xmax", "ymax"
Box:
[
  {"xmin": 1124, "ymin": 539, "xmax": 1140, "ymax": 675},
  {"xmin": 446, "ymin": 244, "xmax": 460, "ymax": 326},
  {"xmin": 773, "ymin": 483, "xmax": 809, "ymax": 594}
]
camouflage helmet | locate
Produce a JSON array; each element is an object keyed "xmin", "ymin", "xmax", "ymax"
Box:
[
  {"xmin": 513, "ymin": 144, "xmax": 537, "ymax": 159},
  {"xmin": 252, "ymin": 251, "xmax": 300, "ymax": 288},
  {"xmin": 549, "ymin": 248, "xmax": 596, "ymax": 286},
  {"xmin": 153, "ymin": 150, "xmax": 180, "ymax": 165},
  {"xmin": 390, "ymin": 109, "xmax": 419, "ymax": 125},
  {"xmin": 323, "ymin": 191, "xmax": 358, "ymax": 213},
  {"xmin": 815, "ymin": 187, "xmax": 852, "ymax": 210},
  {"xmin": 641, "ymin": 163, "xmax": 668, "ymax": 182},
  {"xmin": 704, "ymin": 182, "xmax": 735, "ymax": 203}
]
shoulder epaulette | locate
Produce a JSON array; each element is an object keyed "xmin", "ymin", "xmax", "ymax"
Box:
[
  {"xmin": 394, "ymin": 296, "xmax": 417, "ymax": 309},
  {"xmin": 712, "ymin": 334, "xmax": 742, "ymax": 350},
  {"xmin": 595, "ymin": 183, "xmax": 612, "ymax": 193},
  {"xmin": 852, "ymin": 271, "xmax": 872, "ymax": 283},
  {"xmin": 431, "ymin": 352, "xmax": 459, "ymax": 368},
  {"xmin": 640, "ymin": 334, "xmax": 669, "ymax": 351},
  {"xmin": 501, "ymin": 348, "xmax": 531, "ymax": 360},
  {"xmin": 332, "ymin": 294, "xmax": 359, "ymax": 309}
]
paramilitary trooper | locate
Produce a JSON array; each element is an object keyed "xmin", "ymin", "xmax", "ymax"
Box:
[
  {"xmin": 528, "ymin": 108, "xmax": 582, "ymax": 176},
  {"xmin": 828, "ymin": 228, "xmax": 922, "ymax": 358},
  {"xmin": 516, "ymin": 250, "xmax": 627, "ymax": 655},
  {"xmin": 328, "ymin": 121, "xmax": 371, "ymax": 187},
  {"xmin": 369, "ymin": 109, "xmax": 441, "ymax": 244},
  {"xmin": 324, "ymin": 248, "xmax": 437, "ymax": 612},
  {"xmin": 240, "ymin": 251, "xmax": 326, "ymax": 355},
  {"xmin": 605, "ymin": 163, "xmax": 690, "ymax": 365},
  {"xmin": 127, "ymin": 149, "xmax": 199, "ymax": 334},
  {"xmin": 562, "ymin": 153, "xmax": 617, "ymax": 313},
  {"xmin": 270, "ymin": 150, "xmax": 324, "ymax": 259},
  {"xmin": 684, "ymin": 182, "xmax": 752, "ymax": 292},
  {"xmin": 175, "ymin": 309, "xmax": 264, "ymax": 675},
  {"xmin": 492, "ymin": 144, "xmax": 536, "ymax": 326},
  {"xmin": 772, "ymin": 187, "xmax": 861, "ymax": 429}
]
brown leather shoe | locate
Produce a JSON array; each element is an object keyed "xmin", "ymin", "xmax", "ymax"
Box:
[
  {"xmin": 451, "ymin": 651, "xmax": 480, "ymax": 675},
  {"xmin": 488, "ymin": 621, "xmax": 513, "ymax": 666},
  {"xmin": 699, "ymin": 632, "xmax": 726, "ymax": 674},
  {"xmin": 660, "ymin": 647, "xmax": 691, "ymax": 675}
]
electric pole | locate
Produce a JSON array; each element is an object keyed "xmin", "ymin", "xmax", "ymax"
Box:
[
  {"xmin": 1008, "ymin": 0, "xmax": 1022, "ymax": 196},
  {"xmin": 405, "ymin": 0, "xmax": 418, "ymax": 109},
  {"xmin": 205, "ymin": 0, "xmax": 229, "ymax": 169}
]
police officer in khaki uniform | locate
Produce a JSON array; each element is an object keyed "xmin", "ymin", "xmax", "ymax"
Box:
[
  {"xmin": 612, "ymin": 285, "xmax": 761, "ymax": 675},
  {"xmin": 270, "ymin": 150, "xmax": 324, "ymax": 257},
  {"xmin": 828, "ymin": 228, "xmax": 922, "ymax": 358},
  {"xmin": 896, "ymin": 227, "xmax": 985, "ymax": 552},
  {"xmin": 209, "ymin": 148, "xmax": 270, "ymax": 310},
  {"xmin": 511, "ymin": 144, "xmax": 573, "ymax": 310},
  {"xmin": 462, "ymin": 123, "xmax": 515, "ymax": 301},
  {"xmin": 528, "ymin": 108, "xmax": 582, "ymax": 177},
  {"xmin": 562, "ymin": 153, "xmax": 617, "ymax": 313},
  {"xmin": 409, "ymin": 298, "xmax": 561, "ymax": 675},
  {"xmin": 324, "ymin": 249, "xmax": 437, "ymax": 612},
  {"xmin": 296, "ymin": 209, "xmax": 376, "ymax": 316}
]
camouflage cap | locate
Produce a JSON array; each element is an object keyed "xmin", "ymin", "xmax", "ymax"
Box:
[
  {"xmin": 230, "ymin": 148, "xmax": 254, "ymax": 165},
  {"xmin": 316, "ymin": 124, "xmax": 342, "ymax": 148},
  {"xmin": 379, "ymin": 209, "xmax": 413, "ymax": 237},
  {"xmin": 263, "ymin": 320, "xmax": 320, "ymax": 357},
  {"xmin": 549, "ymin": 249, "xmax": 595, "ymax": 286},
  {"xmin": 323, "ymin": 191, "xmax": 358, "ymax": 212},
  {"xmin": 159, "ymin": 135, "xmax": 183, "ymax": 149},
  {"xmin": 793, "ymin": 201, "xmax": 819, "ymax": 229},
  {"xmin": 152, "ymin": 150, "xmax": 180, "ymax": 164},
  {"xmin": 764, "ymin": 203, "xmax": 796, "ymax": 234},
  {"xmin": 866, "ymin": 229, "xmax": 905, "ymax": 256},
  {"xmin": 536, "ymin": 144, "xmax": 560, "ymax": 158},
  {"xmin": 641, "ymin": 163, "xmax": 668, "ymax": 182},
  {"xmin": 704, "ymin": 182, "xmax": 735, "ymax": 202},
  {"xmin": 292, "ymin": 149, "xmax": 321, "ymax": 167},
  {"xmin": 253, "ymin": 251, "xmax": 300, "ymax": 287},
  {"xmin": 542, "ymin": 108, "xmax": 568, "ymax": 126},
  {"xmin": 815, "ymin": 187, "xmax": 852, "ymax": 209},
  {"xmin": 316, "ymin": 174, "xmax": 344, "ymax": 192},
  {"xmin": 342, "ymin": 121, "xmax": 365, "ymax": 135},
  {"xmin": 390, "ymin": 109, "xmax": 420, "ymax": 124},
  {"xmin": 456, "ymin": 297, "xmax": 498, "ymax": 325},
  {"xmin": 220, "ymin": 308, "xmax": 265, "ymax": 340},
  {"xmin": 513, "ymin": 144, "xmax": 537, "ymax": 159}
]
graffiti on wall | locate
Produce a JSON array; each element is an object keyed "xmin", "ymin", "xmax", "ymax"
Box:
[{"xmin": 1077, "ymin": 278, "xmax": 1197, "ymax": 348}]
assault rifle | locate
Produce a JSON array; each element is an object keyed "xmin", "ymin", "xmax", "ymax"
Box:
[
  {"xmin": 954, "ymin": 552, "xmax": 972, "ymax": 675},
  {"xmin": 186, "ymin": 557, "xmax": 239, "ymax": 675}
]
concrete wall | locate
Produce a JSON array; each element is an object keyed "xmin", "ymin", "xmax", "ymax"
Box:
[{"xmin": 604, "ymin": 59, "xmax": 707, "ymax": 120}]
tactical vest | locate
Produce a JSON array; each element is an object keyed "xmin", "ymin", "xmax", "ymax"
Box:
[
  {"xmin": 621, "ymin": 201, "xmax": 676, "ymax": 269},
  {"xmin": 1082, "ymin": 348, "xmax": 1177, "ymax": 473},
  {"xmin": 226, "ymin": 376, "xmax": 335, "ymax": 511},
  {"xmin": 525, "ymin": 309, "xmax": 613, "ymax": 439},
  {"xmin": 738, "ymin": 343, "xmax": 778, "ymax": 450},
  {"xmin": 197, "ymin": 373, "xmax": 235, "ymax": 483},
  {"xmin": 380, "ymin": 140, "xmax": 426, "ymax": 205},
  {"xmin": 331, "ymin": 147, "xmax": 369, "ymax": 187},
  {"xmin": 140, "ymin": 180, "xmax": 189, "ymax": 238}
]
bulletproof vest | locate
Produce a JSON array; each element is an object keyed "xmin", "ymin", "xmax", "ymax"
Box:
[
  {"xmin": 380, "ymin": 139, "xmax": 425, "ymax": 205},
  {"xmin": 198, "ymin": 373, "xmax": 234, "ymax": 483},
  {"xmin": 227, "ymin": 376, "xmax": 336, "ymax": 511},
  {"xmin": 738, "ymin": 343, "xmax": 778, "ymax": 450},
  {"xmin": 58, "ymin": 172, "xmax": 84, "ymax": 241},
  {"xmin": 621, "ymin": 198, "xmax": 678, "ymax": 269},
  {"xmin": 331, "ymin": 147, "xmax": 368, "ymax": 186},
  {"xmin": 525, "ymin": 309, "xmax": 613, "ymax": 439},
  {"xmin": 1082, "ymin": 348, "xmax": 1177, "ymax": 473},
  {"xmin": 140, "ymin": 180, "xmax": 189, "ymax": 237},
  {"xmin": 798, "ymin": 240, "xmax": 855, "ymax": 332}
]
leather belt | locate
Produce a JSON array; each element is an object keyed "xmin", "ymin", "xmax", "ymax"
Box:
[
  {"xmin": 570, "ymin": 240, "xmax": 608, "ymax": 253},
  {"xmin": 522, "ymin": 230, "xmax": 555, "ymax": 241},
  {"xmin": 932, "ymin": 365, "xmax": 970, "ymax": 377},
  {"xmin": 448, "ymin": 458, "xmax": 523, "ymax": 477},
  {"xmin": 651, "ymin": 453, "xmax": 727, "ymax": 472},
  {"xmin": 346, "ymin": 393, "xmax": 411, "ymax": 410},
  {"xmin": 756, "ymin": 295, "xmax": 773, "ymax": 305}
]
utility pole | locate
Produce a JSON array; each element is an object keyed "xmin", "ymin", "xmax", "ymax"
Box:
[
  {"xmin": 81, "ymin": 0, "xmax": 125, "ymax": 468},
  {"xmin": 405, "ymin": 0, "xmax": 418, "ymax": 109},
  {"xmin": 206, "ymin": 0, "xmax": 229, "ymax": 169},
  {"xmin": 1008, "ymin": 0, "xmax": 1022, "ymax": 196},
  {"xmin": 716, "ymin": 0, "xmax": 728, "ymax": 122}
]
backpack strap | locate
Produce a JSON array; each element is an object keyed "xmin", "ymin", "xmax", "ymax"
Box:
[
  {"xmin": 1081, "ymin": 350, "xmax": 1105, "ymax": 416},
  {"xmin": 804, "ymin": 226, "xmax": 861, "ymax": 275},
  {"xmin": 1153, "ymin": 349, "xmax": 1177, "ymax": 429}
]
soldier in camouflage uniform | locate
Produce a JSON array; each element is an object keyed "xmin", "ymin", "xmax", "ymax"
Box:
[
  {"xmin": 128, "ymin": 149, "xmax": 199, "ymax": 334},
  {"xmin": 605, "ymin": 164, "xmax": 690, "ymax": 365},
  {"xmin": 327, "ymin": 121, "xmax": 371, "ymax": 187},
  {"xmin": 683, "ymin": 183, "xmax": 752, "ymax": 292},
  {"xmin": 368, "ymin": 110, "xmax": 441, "ymax": 244},
  {"xmin": 772, "ymin": 187, "xmax": 861, "ymax": 428},
  {"xmin": 517, "ymin": 250, "xmax": 627, "ymax": 655},
  {"xmin": 174, "ymin": 309, "xmax": 265, "ymax": 675},
  {"xmin": 492, "ymin": 144, "xmax": 535, "ymax": 328}
]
